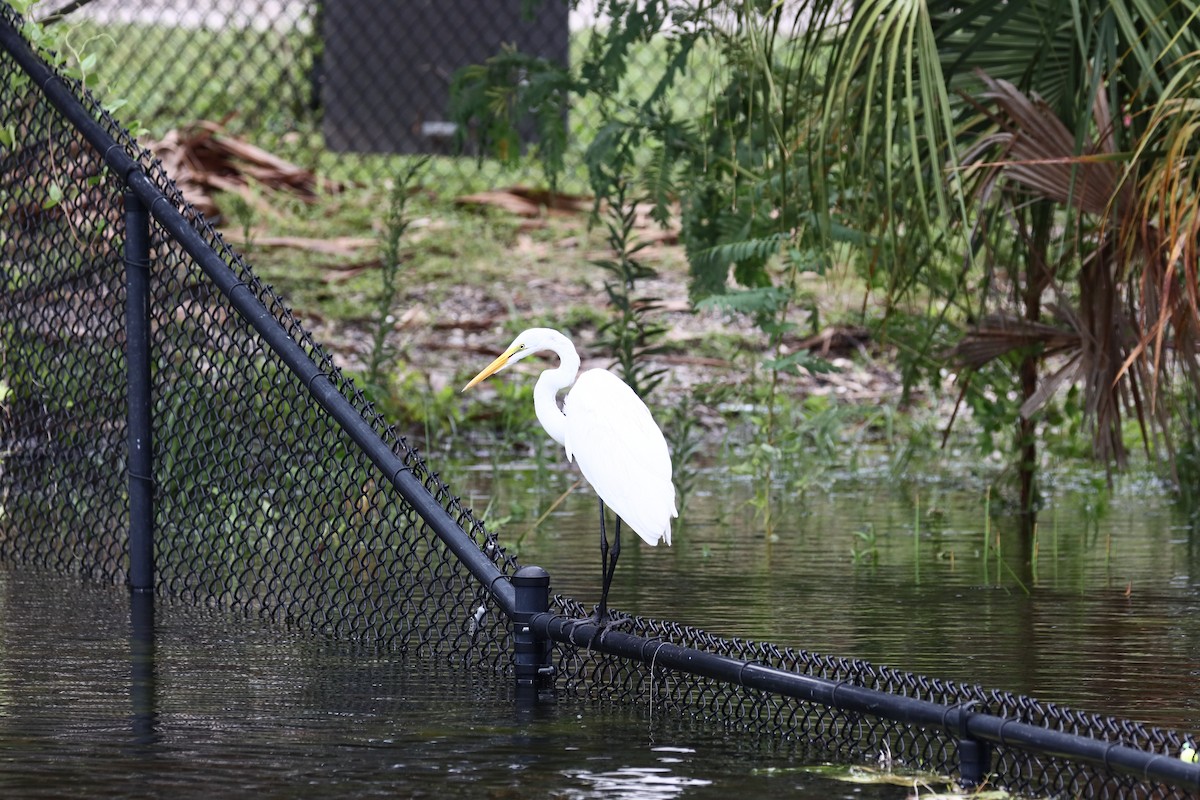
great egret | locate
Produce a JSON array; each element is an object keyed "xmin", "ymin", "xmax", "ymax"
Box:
[{"xmin": 463, "ymin": 328, "xmax": 677, "ymax": 621}]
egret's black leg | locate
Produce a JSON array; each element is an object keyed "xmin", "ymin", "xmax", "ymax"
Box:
[
  {"xmin": 607, "ymin": 516, "xmax": 622, "ymax": 594},
  {"xmin": 595, "ymin": 500, "xmax": 610, "ymax": 621},
  {"xmin": 596, "ymin": 515, "xmax": 623, "ymax": 623}
]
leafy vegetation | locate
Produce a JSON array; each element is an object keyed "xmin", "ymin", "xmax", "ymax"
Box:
[
  {"xmin": 364, "ymin": 159, "xmax": 428, "ymax": 398},
  {"xmin": 591, "ymin": 178, "xmax": 668, "ymax": 398},
  {"xmin": 21, "ymin": 0, "xmax": 1200, "ymax": 538},
  {"xmin": 452, "ymin": 0, "xmax": 1200, "ymax": 525}
]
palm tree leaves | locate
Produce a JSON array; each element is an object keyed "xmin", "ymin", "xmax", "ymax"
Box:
[
  {"xmin": 1123, "ymin": 53, "xmax": 1200, "ymax": 398},
  {"xmin": 934, "ymin": 0, "xmax": 1076, "ymax": 101},
  {"xmin": 961, "ymin": 71, "xmax": 1129, "ymax": 217},
  {"xmin": 951, "ymin": 37, "xmax": 1200, "ymax": 467},
  {"xmin": 948, "ymin": 311, "xmax": 1081, "ymax": 371},
  {"xmin": 823, "ymin": 0, "xmax": 964, "ymax": 233}
]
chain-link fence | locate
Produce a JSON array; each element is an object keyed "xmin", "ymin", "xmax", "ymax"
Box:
[
  {"xmin": 0, "ymin": 3, "xmax": 522, "ymax": 667},
  {"xmin": 3, "ymin": 6, "xmax": 1200, "ymax": 798}
]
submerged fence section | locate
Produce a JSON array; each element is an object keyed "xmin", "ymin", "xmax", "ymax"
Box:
[
  {"xmin": 3, "ymin": 7, "xmax": 1200, "ymax": 798},
  {"xmin": 0, "ymin": 5, "xmax": 518, "ymax": 669}
]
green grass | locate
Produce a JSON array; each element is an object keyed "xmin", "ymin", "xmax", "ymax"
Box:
[
  {"xmin": 217, "ymin": 179, "xmax": 627, "ymax": 330},
  {"xmin": 50, "ymin": 13, "xmax": 732, "ymax": 340},
  {"xmin": 226, "ymin": 185, "xmax": 515, "ymax": 321},
  {"xmin": 62, "ymin": 13, "xmax": 727, "ymax": 194}
]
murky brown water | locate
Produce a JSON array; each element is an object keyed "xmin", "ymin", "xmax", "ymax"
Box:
[
  {"xmin": 460, "ymin": 452, "xmax": 1200, "ymax": 734},
  {"xmin": 1, "ymin": 451, "xmax": 1196, "ymax": 797}
]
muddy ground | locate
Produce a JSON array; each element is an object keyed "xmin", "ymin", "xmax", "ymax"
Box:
[{"xmin": 283, "ymin": 201, "xmax": 910, "ymax": 428}]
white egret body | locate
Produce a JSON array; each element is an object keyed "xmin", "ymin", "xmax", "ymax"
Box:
[{"xmin": 463, "ymin": 328, "xmax": 677, "ymax": 617}]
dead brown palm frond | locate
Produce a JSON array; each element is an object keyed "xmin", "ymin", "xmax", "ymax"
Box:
[
  {"xmin": 1121, "ymin": 60, "xmax": 1200, "ymax": 406},
  {"xmin": 962, "ymin": 59, "xmax": 1200, "ymax": 470},
  {"xmin": 146, "ymin": 118, "xmax": 332, "ymax": 219},
  {"xmin": 943, "ymin": 309, "xmax": 1088, "ymax": 457},
  {"xmin": 961, "ymin": 71, "xmax": 1132, "ymax": 218},
  {"xmin": 944, "ymin": 312, "xmax": 1080, "ymax": 371},
  {"xmin": 956, "ymin": 70, "xmax": 1153, "ymax": 466}
]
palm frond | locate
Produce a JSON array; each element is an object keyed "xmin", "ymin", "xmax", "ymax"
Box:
[
  {"xmin": 945, "ymin": 312, "xmax": 1081, "ymax": 370},
  {"xmin": 1122, "ymin": 51, "xmax": 1200, "ymax": 393},
  {"xmin": 961, "ymin": 71, "xmax": 1130, "ymax": 216},
  {"xmin": 823, "ymin": 0, "xmax": 966, "ymax": 235}
]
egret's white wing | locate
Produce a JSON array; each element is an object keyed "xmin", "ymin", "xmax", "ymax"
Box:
[{"xmin": 563, "ymin": 369, "xmax": 677, "ymax": 546}]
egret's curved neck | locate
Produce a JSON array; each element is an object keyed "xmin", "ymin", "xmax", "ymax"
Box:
[{"xmin": 533, "ymin": 337, "xmax": 579, "ymax": 447}]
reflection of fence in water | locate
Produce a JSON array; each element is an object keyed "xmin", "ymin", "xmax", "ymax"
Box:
[{"xmin": 1, "ymin": 7, "xmax": 1199, "ymax": 798}]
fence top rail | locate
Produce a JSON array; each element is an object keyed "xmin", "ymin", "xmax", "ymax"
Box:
[{"xmin": 533, "ymin": 612, "xmax": 1200, "ymax": 792}]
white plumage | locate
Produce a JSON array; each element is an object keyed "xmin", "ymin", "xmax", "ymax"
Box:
[
  {"xmin": 463, "ymin": 327, "xmax": 677, "ymax": 618},
  {"xmin": 563, "ymin": 368, "xmax": 674, "ymax": 546}
]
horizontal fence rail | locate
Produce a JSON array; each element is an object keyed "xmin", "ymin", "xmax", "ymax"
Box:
[
  {"xmin": 3, "ymin": 6, "xmax": 1200, "ymax": 798},
  {"xmin": 534, "ymin": 613, "xmax": 1200, "ymax": 792}
]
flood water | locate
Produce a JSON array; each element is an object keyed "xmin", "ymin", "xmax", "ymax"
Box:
[
  {"xmin": 2, "ymin": 452, "xmax": 1198, "ymax": 797},
  {"xmin": 461, "ymin": 451, "xmax": 1200, "ymax": 735},
  {"xmin": 0, "ymin": 571, "xmax": 908, "ymax": 799}
]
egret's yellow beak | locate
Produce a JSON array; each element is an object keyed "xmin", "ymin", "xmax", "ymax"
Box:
[{"xmin": 462, "ymin": 344, "xmax": 520, "ymax": 391}]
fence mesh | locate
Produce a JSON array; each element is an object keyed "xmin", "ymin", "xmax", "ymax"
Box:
[
  {"xmin": 1, "ymin": 6, "xmax": 1197, "ymax": 799},
  {"xmin": 32, "ymin": 0, "xmax": 584, "ymax": 187},
  {"xmin": 0, "ymin": 5, "xmax": 519, "ymax": 669}
]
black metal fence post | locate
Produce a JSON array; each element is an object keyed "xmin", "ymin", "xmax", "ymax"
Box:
[
  {"xmin": 511, "ymin": 565, "xmax": 554, "ymax": 705},
  {"xmin": 129, "ymin": 589, "xmax": 159, "ymax": 746},
  {"xmin": 124, "ymin": 188, "xmax": 154, "ymax": 593},
  {"xmin": 956, "ymin": 703, "xmax": 992, "ymax": 790}
]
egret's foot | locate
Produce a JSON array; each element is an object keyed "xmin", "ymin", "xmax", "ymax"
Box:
[
  {"xmin": 588, "ymin": 606, "xmax": 625, "ymax": 625},
  {"xmin": 584, "ymin": 608, "xmax": 634, "ymax": 646},
  {"xmin": 563, "ymin": 606, "xmax": 635, "ymax": 648}
]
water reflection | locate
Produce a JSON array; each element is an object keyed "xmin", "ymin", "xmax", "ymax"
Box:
[
  {"xmin": 0, "ymin": 570, "xmax": 911, "ymax": 798},
  {"xmin": 129, "ymin": 591, "xmax": 159, "ymax": 748},
  {"xmin": 459, "ymin": 454, "xmax": 1200, "ymax": 732},
  {"xmin": 569, "ymin": 753, "xmax": 714, "ymax": 799}
]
